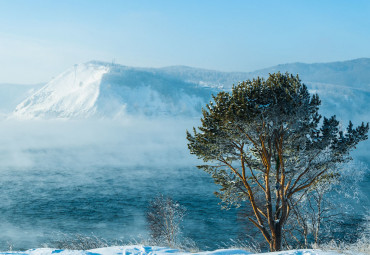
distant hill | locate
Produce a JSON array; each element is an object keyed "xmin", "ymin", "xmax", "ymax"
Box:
[
  {"xmin": 12, "ymin": 61, "xmax": 218, "ymax": 119},
  {"xmin": 11, "ymin": 58, "xmax": 370, "ymax": 123},
  {"xmin": 251, "ymin": 58, "xmax": 370, "ymax": 89},
  {"xmin": 152, "ymin": 58, "xmax": 370, "ymax": 90},
  {"xmin": 157, "ymin": 59, "xmax": 370, "ymax": 126}
]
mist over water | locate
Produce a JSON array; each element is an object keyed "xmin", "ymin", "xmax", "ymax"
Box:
[
  {"xmin": 0, "ymin": 117, "xmax": 244, "ymax": 250},
  {"xmin": 0, "ymin": 165, "xmax": 242, "ymax": 250},
  {"xmin": 0, "ymin": 117, "xmax": 367, "ymax": 250},
  {"xmin": 0, "ymin": 117, "xmax": 200, "ymax": 169}
]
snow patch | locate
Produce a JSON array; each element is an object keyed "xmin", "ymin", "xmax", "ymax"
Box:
[{"xmin": 0, "ymin": 247, "xmax": 352, "ymax": 255}]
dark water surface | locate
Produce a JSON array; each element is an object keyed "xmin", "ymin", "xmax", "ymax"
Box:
[
  {"xmin": 0, "ymin": 165, "xmax": 245, "ymax": 250},
  {"xmin": 0, "ymin": 119, "xmax": 367, "ymax": 251},
  {"xmin": 0, "ymin": 165, "xmax": 368, "ymax": 250},
  {"xmin": 0, "ymin": 164, "xmax": 368, "ymax": 251}
]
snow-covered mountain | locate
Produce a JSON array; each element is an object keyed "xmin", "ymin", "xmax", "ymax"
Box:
[
  {"xmin": 12, "ymin": 58, "xmax": 370, "ymax": 121},
  {"xmin": 13, "ymin": 62, "xmax": 108, "ymax": 119},
  {"xmin": 12, "ymin": 61, "xmax": 218, "ymax": 119}
]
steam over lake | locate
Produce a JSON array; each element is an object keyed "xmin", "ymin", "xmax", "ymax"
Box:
[
  {"xmin": 0, "ymin": 118, "xmax": 245, "ymax": 250},
  {"xmin": 0, "ymin": 118, "xmax": 367, "ymax": 250}
]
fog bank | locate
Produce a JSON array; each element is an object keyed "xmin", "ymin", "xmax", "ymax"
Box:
[{"xmin": 0, "ymin": 117, "xmax": 201, "ymax": 171}]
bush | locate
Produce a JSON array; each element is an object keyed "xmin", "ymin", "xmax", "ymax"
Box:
[
  {"xmin": 146, "ymin": 194, "xmax": 186, "ymax": 248},
  {"xmin": 315, "ymin": 213, "xmax": 370, "ymax": 254}
]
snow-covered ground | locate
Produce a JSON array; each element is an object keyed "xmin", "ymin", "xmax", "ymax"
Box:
[{"xmin": 0, "ymin": 246, "xmax": 356, "ymax": 255}]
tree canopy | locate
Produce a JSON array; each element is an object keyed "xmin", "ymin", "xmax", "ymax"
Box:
[{"xmin": 186, "ymin": 72, "xmax": 368, "ymax": 251}]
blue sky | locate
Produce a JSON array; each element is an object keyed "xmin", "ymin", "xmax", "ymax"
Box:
[{"xmin": 1, "ymin": 0, "xmax": 370, "ymax": 83}]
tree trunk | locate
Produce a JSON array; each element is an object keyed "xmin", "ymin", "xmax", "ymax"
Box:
[{"xmin": 272, "ymin": 222, "xmax": 282, "ymax": 251}]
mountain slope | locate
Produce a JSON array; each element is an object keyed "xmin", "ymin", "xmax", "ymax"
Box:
[
  {"xmin": 13, "ymin": 62, "xmax": 109, "ymax": 119},
  {"xmin": 12, "ymin": 58, "xmax": 370, "ymax": 121},
  {"xmin": 13, "ymin": 61, "xmax": 217, "ymax": 119}
]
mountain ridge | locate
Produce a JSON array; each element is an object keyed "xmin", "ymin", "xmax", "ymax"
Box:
[
  {"xmin": 12, "ymin": 61, "xmax": 218, "ymax": 119},
  {"xmin": 157, "ymin": 57, "xmax": 370, "ymax": 89},
  {"xmin": 10, "ymin": 57, "xmax": 370, "ymax": 120}
]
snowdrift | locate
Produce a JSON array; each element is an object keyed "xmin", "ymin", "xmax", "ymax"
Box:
[{"xmin": 0, "ymin": 246, "xmax": 354, "ymax": 255}]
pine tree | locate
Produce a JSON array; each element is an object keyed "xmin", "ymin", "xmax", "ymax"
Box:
[{"xmin": 186, "ymin": 72, "xmax": 369, "ymax": 251}]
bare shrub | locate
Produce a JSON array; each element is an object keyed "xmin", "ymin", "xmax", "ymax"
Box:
[
  {"xmin": 284, "ymin": 162, "xmax": 367, "ymax": 249},
  {"xmin": 146, "ymin": 194, "xmax": 186, "ymax": 248},
  {"xmin": 315, "ymin": 213, "xmax": 370, "ymax": 254},
  {"xmin": 316, "ymin": 238, "xmax": 370, "ymax": 255}
]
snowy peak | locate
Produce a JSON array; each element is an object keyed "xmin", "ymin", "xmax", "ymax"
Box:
[
  {"xmin": 13, "ymin": 62, "xmax": 109, "ymax": 119},
  {"xmin": 12, "ymin": 62, "xmax": 217, "ymax": 119}
]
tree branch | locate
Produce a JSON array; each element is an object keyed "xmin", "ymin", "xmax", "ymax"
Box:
[
  {"xmin": 244, "ymin": 157, "xmax": 266, "ymax": 192},
  {"xmin": 289, "ymin": 151, "xmax": 321, "ymax": 193},
  {"xmin": 288, "ymin": 169, "xmax": 327, "ymax": 198}
]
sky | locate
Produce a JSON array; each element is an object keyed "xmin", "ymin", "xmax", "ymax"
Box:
[{"xmin": 0, "ymin": 0, "xmax": 370, "ymax": 84}]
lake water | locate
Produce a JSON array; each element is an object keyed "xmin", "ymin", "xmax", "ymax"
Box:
[
  {"xmin": 0, "ymin": 165, "xmax": 368, "ymax": 251},
  {"xmin": 0, "ymin": 119, "xmax": 367, "ymax": 251},
  {"xmin": 0, "ymin": 165, "xmax": 245, "ymax": 250}
]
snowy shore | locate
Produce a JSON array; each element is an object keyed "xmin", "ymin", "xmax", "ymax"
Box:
[{"xmin": 0, "ymin": 246, "xmax": 359, "ymax": 255}]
